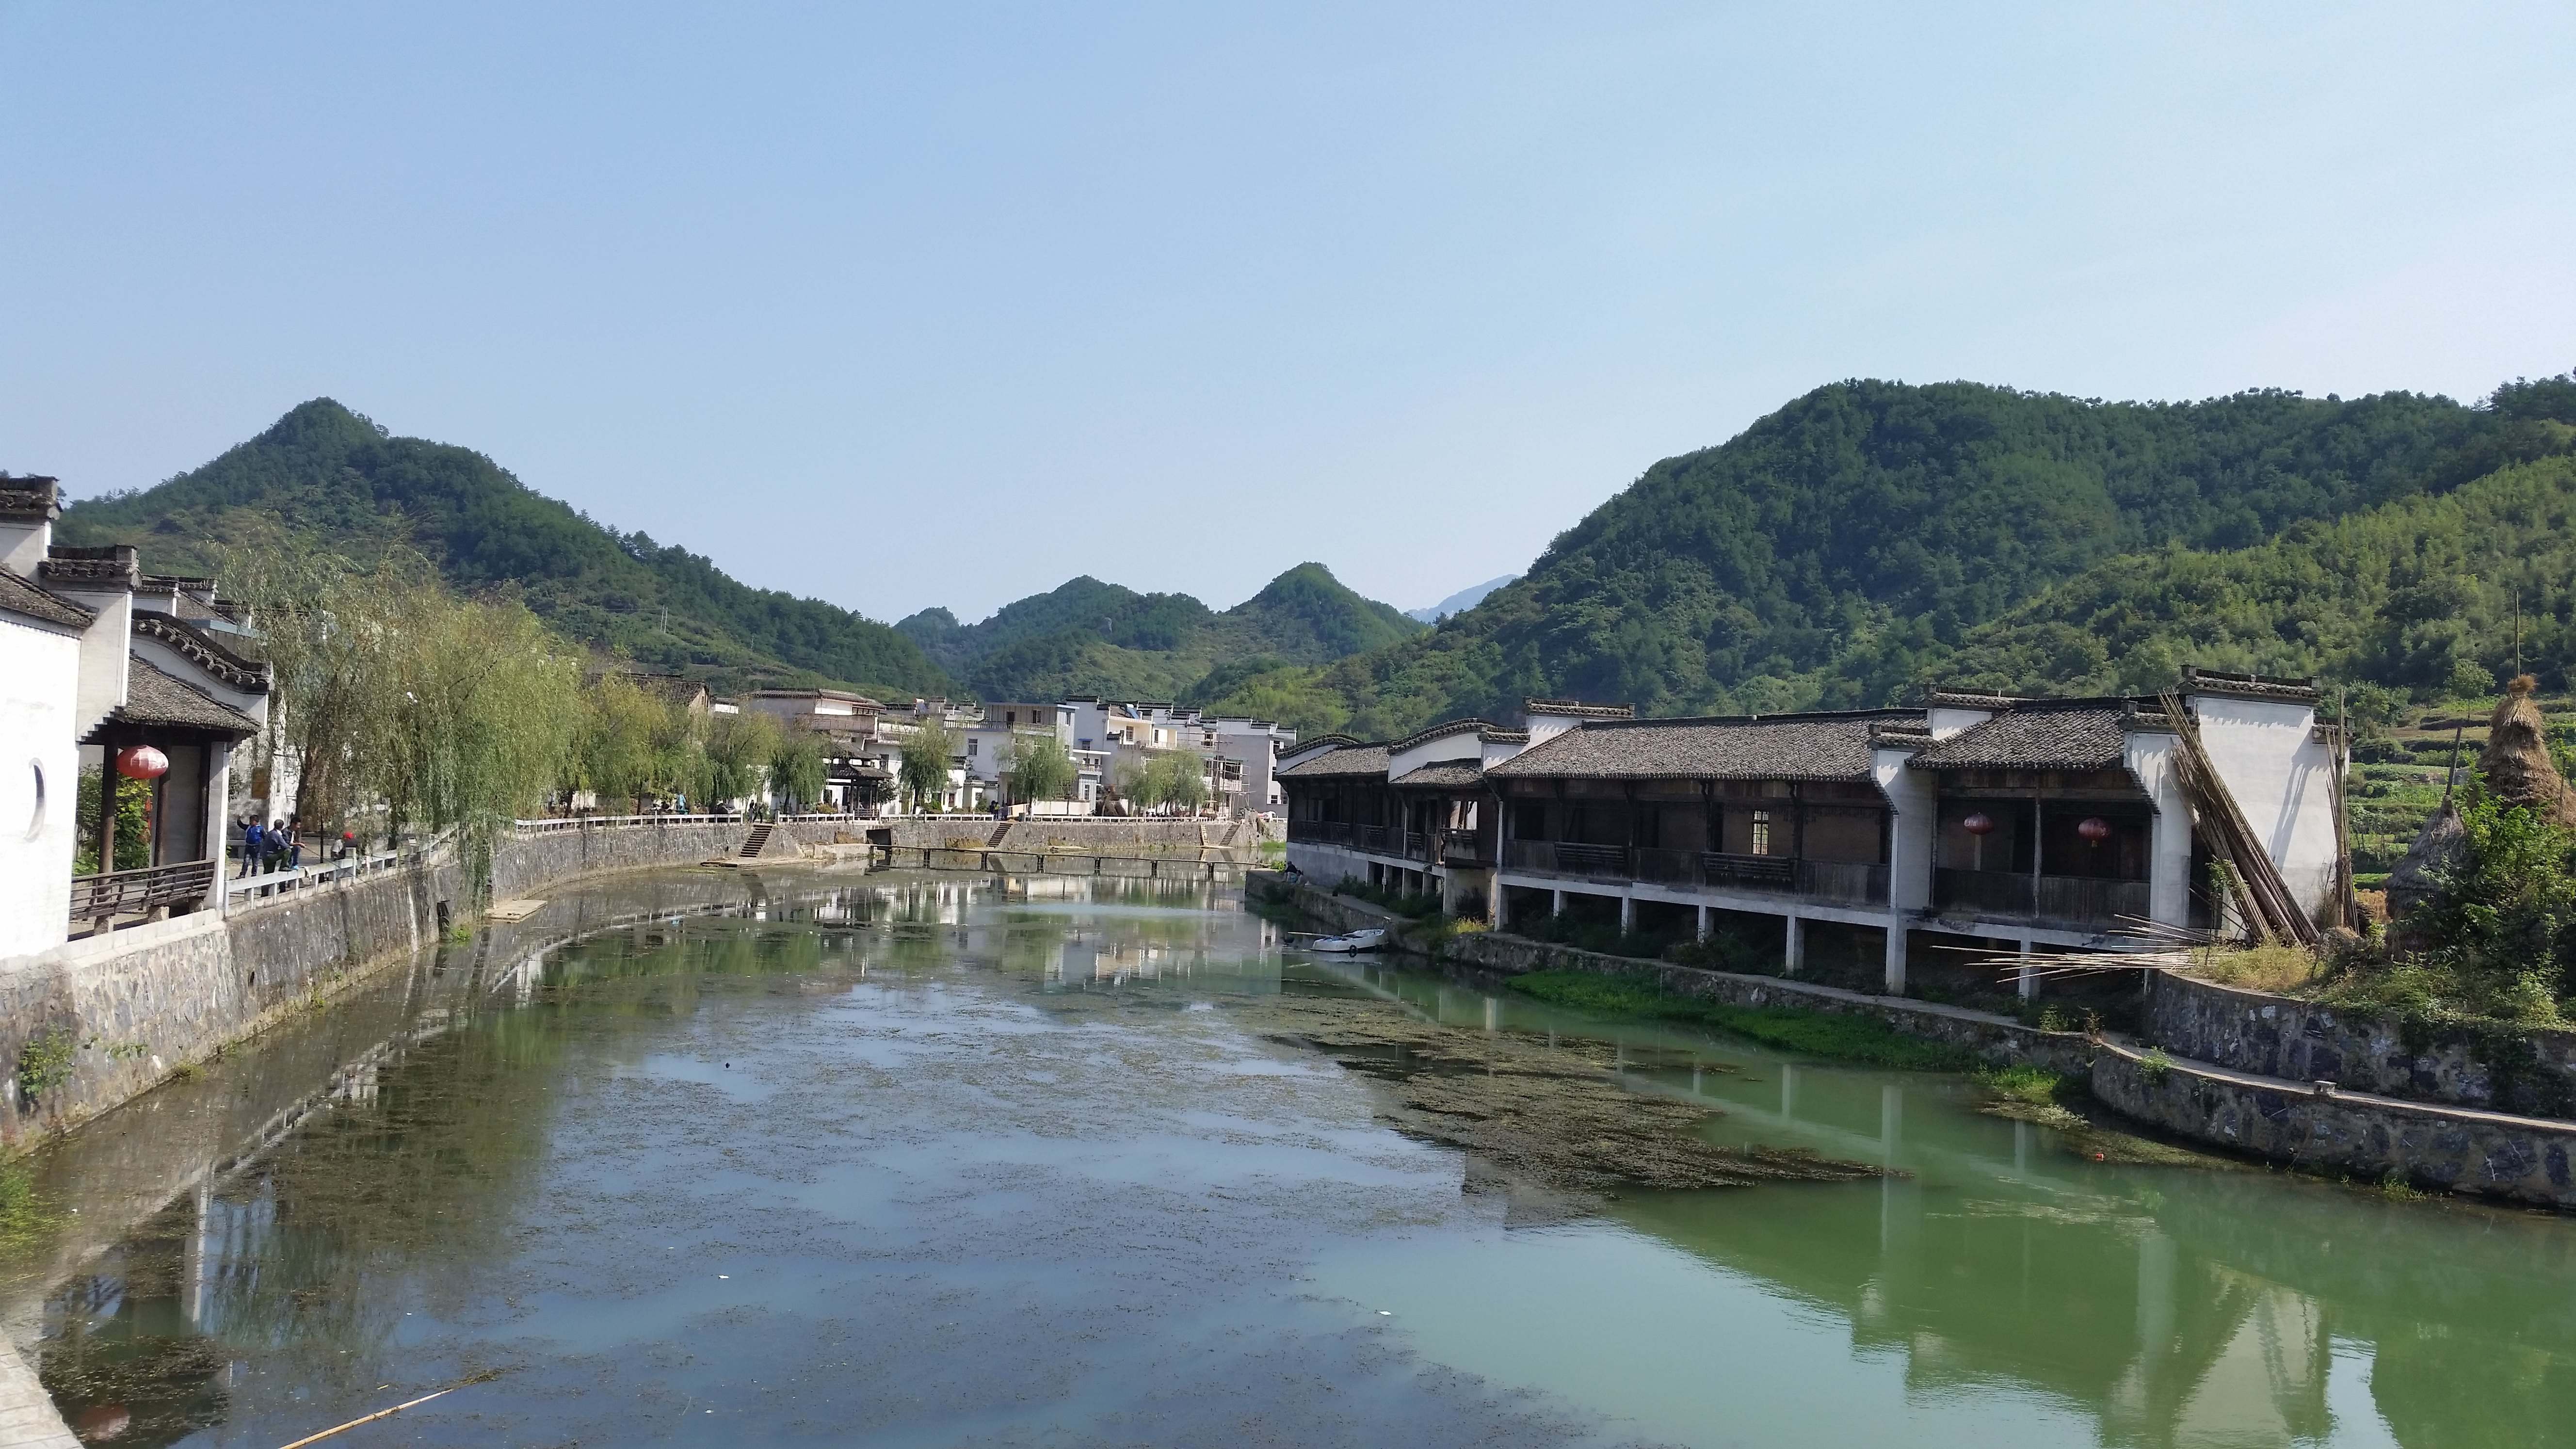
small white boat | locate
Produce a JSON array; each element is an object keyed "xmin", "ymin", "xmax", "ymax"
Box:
[{"xmin": 1307, "ymin": 927, "xmax": 1388, "ymax": 953}]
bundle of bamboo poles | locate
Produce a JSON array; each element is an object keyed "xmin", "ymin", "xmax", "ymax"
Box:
[{"xmin": 2157, "ymin": 692, "xmax": 2321, "ymax": 948}]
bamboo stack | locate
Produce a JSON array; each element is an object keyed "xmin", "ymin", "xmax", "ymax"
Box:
[{"xmin": 2157, "ymin": 692, "xmax": 2322, "ymax": 948}]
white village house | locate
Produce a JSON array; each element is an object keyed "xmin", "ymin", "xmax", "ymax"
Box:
[{"xmin": 0, "ymin": 477, "xmax": 271, "ymax": 960}]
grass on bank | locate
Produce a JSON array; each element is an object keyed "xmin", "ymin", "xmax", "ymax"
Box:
[{"xmin": 1503, "ymin": 969, "xmax": 1981, "ymax": 1073}]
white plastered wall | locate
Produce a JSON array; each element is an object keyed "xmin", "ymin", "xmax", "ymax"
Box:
[
  {"xmin": 48, "ymin": 586, "xmax": 131, "ymax": 740},
  {"xmin": 1387, "ymin": 728, "xmax": 1484, "ymax": 780},
  {"xmin": 0, "ymin": 613, "xmax": 83, "ymax": 958},
  {"xmin": 2190, "ymin": 693, "xmax": 2340, "ymax": 921},
  {"xmin": 2122, "ymin": 729, "xmax": 2193, "ymax": 929}
]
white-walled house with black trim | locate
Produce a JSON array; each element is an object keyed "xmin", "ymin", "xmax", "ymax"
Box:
[{"xmin": 1277, "ymin": 675, "xmax": 2345, "ymax": 995}]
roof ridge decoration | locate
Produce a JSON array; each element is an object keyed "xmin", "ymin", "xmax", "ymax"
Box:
[
  {"xmin": 39, "ymin": 545, "xmax": 139, "ymax": 588},
  {"xmin": 2180, "ymin": 665, "xmax": 2322, "ymax": 704},
  {"xmin": 0, "ymin": 475, "xmax": 62, "ymax": 521},
  {"xmin": 1523, "ymin": 698, "xmax": 1636, "ymax": 720},
  {"xmin": 132, "ymin": 611, "xmax": 272, "ymax": 693},
  {"xmin": 1584, "ymin": 707, "xmax": 1924, "ymax": 731},
  {"xmin": 1924, "ymin": 685, "xmax": 2034, "ymax": 709},
  {"xmin": 1388, "ymin": 717, "xmax": 1505, "ymax": 753}
]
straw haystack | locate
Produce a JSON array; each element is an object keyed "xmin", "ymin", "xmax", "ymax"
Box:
[
  {"xmin": 2479, "ymin": 675, "xmax": 2576, "ymax": 827},
  {"xmin": 2385, "ymin": 800, "xmax": 2462, "ymax": 942}
]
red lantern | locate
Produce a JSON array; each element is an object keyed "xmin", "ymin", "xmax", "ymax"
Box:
[
  {"xmin": 115, "ymin": 745, "xmax": 169, "ymax": 780},
  {"xmin": 2078, "ymin": 816, "xmax": 2111, "ymax": 845},
  {"xmin": 1961, "ymin": 812, "xmax": 1995, "ymax": 836}
]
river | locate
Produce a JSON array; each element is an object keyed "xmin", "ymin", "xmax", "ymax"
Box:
[{"xmin": 9, "ymin": 869, "xmax": 2575, "ymax": 1447}]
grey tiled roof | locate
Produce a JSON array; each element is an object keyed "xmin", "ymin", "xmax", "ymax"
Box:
[
  {"xmin": 92, "ymin": 656, "xmax": 262, "ymax": 739},
  {"xmin": 1488, "ymin": 711, "xmax": 1921, "ymax": 783},
  {"xmin": 1389, "ymin": 760, "xmax": 1485, "ymax": 789},
  {"xmin": 1907, "ymin": 704, "xmax": 2133, "ymax": 771},
  {"xmin": 1276, "ymin": 743, "xmax": 1391, "ymax": 780},
  {"xmin": 0, "ymin": 567, "xmax": 95, "ymax": 628}
]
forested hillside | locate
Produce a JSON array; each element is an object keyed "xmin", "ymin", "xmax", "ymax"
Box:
[
  {"xmin": 1286, "ymin": 375, "xmax": 2576, "ymax": 738},
  {"xmin": 56, "ymin": 400, "xmax": 950, "ymax": 697},
  {"xmin": 897, "ymin": 563, "xmax": 1421, "ymax": 706}
]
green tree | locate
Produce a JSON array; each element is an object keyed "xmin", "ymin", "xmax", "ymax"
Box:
[
  {"xmin": 769, "ymin": 730, "xmax": 828, "ymax": 813},
  {"xmin": 899, "ymin": 718, "xmax": 957, "ymax": 811},
  {"xmin": 705, "ymin": 710, "xmax": 781, "ymax": 809},
  {"xmin": 2409, "ymin": 779, "xmax": 2576, "ymax": 1023},
  {"xmin": 1135, "ymin": 752, "xmax": 1209, "ymax": 814},
  {"xmin": 1001, "ymin": 732, "xmax": 1079, "ymax": 803},
  {"xmin": 574, "ymin": 671, "xmax": 669, "ymax": 813},
  {"xmin": 73, "ymin": 770, "xmax": 152, "ymax": 874}
]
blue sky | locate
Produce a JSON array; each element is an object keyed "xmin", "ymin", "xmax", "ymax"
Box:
[{"xmin": 4, "ymin": 3, "xmax": 2571, "ymax": 623}]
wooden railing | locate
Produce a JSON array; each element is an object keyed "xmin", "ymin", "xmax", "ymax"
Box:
[
  {"xmin": 71, "ymin": 859, "xmax": 216, "ymax": 923},
  {"xmin": 1434, "ymin": 829, "xmax": 1489, "ymax": 867},
  {"xmin": 1499, "ymin": 841, "xmax": 1888, "ymax": 905},
  {"xmin": 1934, "ymin": 868, "xmax": 2149, "ymax": 926}
]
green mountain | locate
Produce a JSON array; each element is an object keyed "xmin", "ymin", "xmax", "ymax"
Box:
[
  {"xmin": 1299, "ymin": 375, "xmax": 2576, "ymax": 738},
  {"xmin": 896, "ymin": 562, "xmax": 1423, "ymax": 708},
  {"xmin": 56, "ymin": 399, "xmax": 949, "ymax": 697}
]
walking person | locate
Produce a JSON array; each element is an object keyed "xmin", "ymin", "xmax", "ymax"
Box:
[{"xmin": 240, "ymin": 817, "xmax": 263, "ymax": 878}]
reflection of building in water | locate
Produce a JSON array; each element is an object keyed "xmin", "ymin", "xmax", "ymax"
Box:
[{"xmin": 1604, "ymin": 1070, "xmax": 2502, "ymax": 1449}]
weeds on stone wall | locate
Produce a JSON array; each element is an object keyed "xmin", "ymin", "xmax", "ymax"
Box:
[
  {"xmin": 1331, "ymin": 877, "xmax": 1442, "ymax": 919},
  {"xmin": 1503, "ymin": 969, "xmax": 1980, "ymax": 1073},
  {"xmin": 1513, "ymin": 912, "xmax": 1674, "ymax": 962},
  {"xmin": 15, "ymin": 1029, "xmax": 78, "ymax": 1110},
  {"xmin": 2139, "ymin": 1048, "xmax": 2174, "ymax": 1085}
]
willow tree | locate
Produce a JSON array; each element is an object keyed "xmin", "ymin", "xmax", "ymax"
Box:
[
  {"xmin": 1001, "ymin": 733, "xmax": 1079, "ymax": 804},
  {"xmin": 1137, "ymin": 752, "xmax": 1209, "ymax": 814},
  {"xmin": 769, "ymin": 729, "xmax": 828, "ymax": 814},
  {"xmin": 574, "ymin": 671, "xmax": 668, "ymax": 814},
  {"xmin": 899, "ymin": 719, "xmax": 957, "ymax": 812},
  {"xmin": 217, "ymin": 531, "xmax": 388, "ymax": 837},
  {"xmin": 706, "ymin": 709, "xmax": 782, "ymax": 809},
  {"xmin": 374, "ymin": 582, "xmax": 582, "ymax": 885}
]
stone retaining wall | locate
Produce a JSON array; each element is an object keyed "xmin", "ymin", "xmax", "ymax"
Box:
[
  {"xmin": 2093, "ymin": 1040, "xmax": 2576, "ymax": 1208},
  {"xmin": 872, "ymin": 817, "xmax": 1277, "ymax": 853},
  {"xmin": 0, "ymin": 819, "xmax": 760, "ymax": 1149},
  {"xmin": 1254, "ymin": 874, "xmax": 2576, "ymax": 1210},
  {"xmin": 2144, "ymin": 971, "xmax": 2576, "ymax": 1116}
]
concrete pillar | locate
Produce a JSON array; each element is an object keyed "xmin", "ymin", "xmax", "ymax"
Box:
[
  {"xmin": 1883, "ymin": 923, "xmax": 1908, "ymax": 995},
  {"xmin": 1784, "ymin": 914, "xmax": 1804, "ymax": 976},
  {"xmin": 1619, "ymin": 895, "xmax": 1636, "ymax": 933},
  {"xmin": 1695, "ymin": 904, "xmax": 1711, "ymax": 941},
  {"xmin": 2016, "ymin": 933, "xmax": 2037, "ymax": 999},
  {"xmin": 1551, "ymin": 888, "xmax": 1565, "ymax": 918}
]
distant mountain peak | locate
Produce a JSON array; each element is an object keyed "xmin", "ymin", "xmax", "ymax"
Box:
[{"xmin": 1407, "ymin": 574, "xmax": 1519, "ymax": 623}]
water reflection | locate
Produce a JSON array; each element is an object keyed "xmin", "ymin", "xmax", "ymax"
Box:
[{"xmin": 17, "ymin": 872, "xmax": 2576, "ymax": 1446}]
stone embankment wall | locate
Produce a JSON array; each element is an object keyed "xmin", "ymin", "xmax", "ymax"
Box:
[
  {"xmin": 868, "ymin": 817, "xmax": 1278, "ymax": 853},
  {"xmin": 2143, "ymin": 971, "xmax": 2576, "ymax": 1115},
  {"xmin": 0, "ymin": 819, "xmax": 762, "ymax": 1148},
  {"xmin": 1251, "ymin": 874, "xmax": 2576, "ymax": 1210}
]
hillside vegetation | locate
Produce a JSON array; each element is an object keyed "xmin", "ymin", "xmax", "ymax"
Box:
[
  {"xmin": 1292, "ymin": 375, "xmax": 2576, "ymax": 738},
  {"xmin": 56, "ymin": 400, "xmax": 949, "ymax": 697},
  {"xmin": 897, "ymin": 563, "xmax": 1422, "ymax": 711}
]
